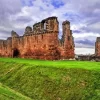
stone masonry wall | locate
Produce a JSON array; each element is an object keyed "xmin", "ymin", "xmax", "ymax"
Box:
[
  {"xmin": 0, "ymin": 16, "xmax": 75, "ymax": 60},
  {"xmin": 95, "ymin": 37, "xmax": 100, "ymax": 57}
]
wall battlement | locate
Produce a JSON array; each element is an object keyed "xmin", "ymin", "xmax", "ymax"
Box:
[
  {"xmin": 24, "ymin": 16, "xmax": 58, "ymax": 36},
  {"xmin": 0, "ymin": 16, "xmax": 74, "ymax": 60}
]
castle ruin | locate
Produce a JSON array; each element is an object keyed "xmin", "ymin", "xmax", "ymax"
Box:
[
  {"xmin": 95, "ymin": 37, "xmax": 100, "ymax": 57},
  {"xmin": 0, "ymin": 16, "xmax": 75, "ymax": 60}
]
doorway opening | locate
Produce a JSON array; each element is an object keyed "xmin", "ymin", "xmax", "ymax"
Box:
[{"xmin": 13, "ymin": 49, "xmax": 20, "ymax": 57}]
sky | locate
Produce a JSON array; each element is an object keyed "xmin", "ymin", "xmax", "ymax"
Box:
[{"xmin": 0, "ymin": 0, "xmax": 100, "ymax": 54}]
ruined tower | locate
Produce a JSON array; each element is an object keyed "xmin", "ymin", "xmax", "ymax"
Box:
[
  {"xmin": 58, "ymin": 21, "xmax": 74, "ymax": 59},
  {"xmin": 95, "ymin": 37, "xmax": 100, "ymax": 56},
  {"xmin": 0, "ymin": 16, "xmax": 75, "ymax": 60}
]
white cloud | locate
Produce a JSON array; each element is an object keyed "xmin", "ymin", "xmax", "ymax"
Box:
[
  {"xmin": 71, "ymin": 24, "xmax": 87, "ymax": 31},
  {"xmin": 89, "ymin": 22, "xmax": 100, "ymax": 31},
  {"xmin": 73, "ymin": 32, "xmax": 100, "ymax": 38},
  {"xmin": 75, "ymin": 48, "xmax": 95, "ymax": 55}
]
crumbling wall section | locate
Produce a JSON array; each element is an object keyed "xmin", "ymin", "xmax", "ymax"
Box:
[
  {"xmin": 95, "ymin": 37, "xmax": 100, "ymax": 56},
  {"xmin": 58, "ymin": 21, "xmax": 74, "ymax": 59}
]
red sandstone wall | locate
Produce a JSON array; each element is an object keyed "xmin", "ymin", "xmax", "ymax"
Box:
[
  {"xmin": 0, "ymin": 17, "xmax": 75, "ymax": 60},
  {"xmin": 58, "ymin": 21, "xmax": 74, "ymax": 59},
  {"xmin": 11, "ymin": 31, "xmax": 59, "ymax": 60},
  {"xmin": 0, "ymin": 39, "xmax": 12, "ymax": 57},
  {"xmin": 95, "ymin": 41, "xmax": 100, "ymax": 56}
]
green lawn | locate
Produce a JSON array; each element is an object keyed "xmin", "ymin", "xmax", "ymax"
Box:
[
  {"xmin": 0, "ymin": 57, "xmax": 100, "ymax": 70},
  {"xmin": 0, "ymin": 57, "xmax": 100, "ymax": 100}
]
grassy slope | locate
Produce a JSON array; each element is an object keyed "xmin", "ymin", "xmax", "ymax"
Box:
[
  {"xmin": 0, "ymin": 57, "xmax": 100, "ymax": 100},
  {"xmin": 0, "ymin": 83, "xmax": 31, "ymax": 100}
]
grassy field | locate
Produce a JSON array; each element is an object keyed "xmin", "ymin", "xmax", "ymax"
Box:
[
  {"xmin": 0, "ymin": 57, "xmax": 100, "ymax": 70},
  {"xmin": 0, "ymin": 57, "xmax": 100, "ymax": 100}
]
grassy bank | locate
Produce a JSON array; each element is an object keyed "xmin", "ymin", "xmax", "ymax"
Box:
[
  {"xmin": 0, "ymin": 83, "xmax": 31, "ymax": 100},
  {"xmin": 0, "ymin": 57, "xmax": 100, "ymax": 100}
]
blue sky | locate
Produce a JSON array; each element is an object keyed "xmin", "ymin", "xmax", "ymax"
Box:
[{"xmin": 0, "ymin": 0, "xmax": 100, "ymax": 54}]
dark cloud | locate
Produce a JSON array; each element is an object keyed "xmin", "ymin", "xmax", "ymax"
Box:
[
  {"xmin": 0, "ymin": 30, "xmax": 11, "ymax": 34},
  {"xmin": 76, "ymin": 39, "xmax": 95, "ymax": 46},
  {"xmin": 0, "ymin": 0, "xmax": 21, "ymax": 21},
  {"xmin": 73, "ymin": 30, "xmax": 82, "ymax": 34},
  {"xmin": 16, "ymin": 16, "xmax": 32, "ymax": 23},
  {"xmin": 0, "ymin": 0, "xmax": 22, "ymax": 39},
  {"xmin": 0, "ymin": 0, "xmax": 21, "ymax": 14},
  {"xmin": 80, "ymin": 2, "xmax": 100, "ymax": 18}
]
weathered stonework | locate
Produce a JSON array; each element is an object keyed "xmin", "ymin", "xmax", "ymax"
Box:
[
  {"xmin": 0, "ymin": 16, "xmax": 75, "ymax": 60},
  {"xmin": 95, "ymin": 37, "xmax": 100, "ymax": 57}
]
